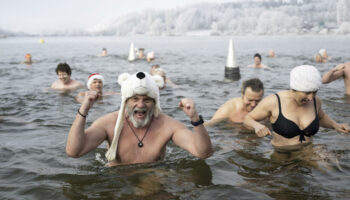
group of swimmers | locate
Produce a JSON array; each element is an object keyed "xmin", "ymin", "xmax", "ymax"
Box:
[
  {"xmin": 61, "ymin": 46, "xmax": 350, "ymax": 166},
  {"xmin": 25, "ymin": 44, "xmax": 348, "ymax": 167}
]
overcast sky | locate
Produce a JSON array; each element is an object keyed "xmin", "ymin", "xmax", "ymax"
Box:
[{"xmin": 0, "ymin": 0, "xmax": 235, "ymax": 33}]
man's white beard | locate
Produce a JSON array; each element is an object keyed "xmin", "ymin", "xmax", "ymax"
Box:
[{"xmin": 126, "ymin": 105, "xmax": 154, "ymax": 128}]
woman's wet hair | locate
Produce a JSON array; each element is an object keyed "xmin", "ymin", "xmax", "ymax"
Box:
[
  {"xmin": 55, "ymin": 63, "xmax": 72, "ymax": 75},
  {"xmin": 242, "ymin": 78, "xmax": 264, "ymax": 94}
]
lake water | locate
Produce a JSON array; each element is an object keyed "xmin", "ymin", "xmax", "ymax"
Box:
[{"xmin": 0, "ymin": 35, "xmax": 350, "ymax": 199}]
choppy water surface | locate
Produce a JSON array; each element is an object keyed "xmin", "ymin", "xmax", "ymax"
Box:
[{"xmin": 0, "ymin": 35, "xmax": 350, "ymax": 199}]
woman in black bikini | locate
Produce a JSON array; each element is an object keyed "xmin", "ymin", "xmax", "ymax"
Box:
[{"xmin": 243, "ymin": 65, "xmax": 349, "ymax": 150}]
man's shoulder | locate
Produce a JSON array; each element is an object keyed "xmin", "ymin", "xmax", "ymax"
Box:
[
  {"xmin": 51, "ymin": 80, "xmax": 60, "ymax": 86},
  {"xmin": 96, "ymin": 111, "xmax": 118, "ymax": 123},
  {"xmin": 224, "ymin": 97, "xmax": 240, "ymax": 107},
  {"xmin": 70, "ymin": 79, "xmax": 83, "ymax": 87}
]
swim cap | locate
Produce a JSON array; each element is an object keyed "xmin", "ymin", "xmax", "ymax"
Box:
[
  {"xmin": 25, "ymin": 53, "xmax": 31, "ymax": 58},
  {"xmin": 290, "ymin": 65, "xmax": 321, "ymax": 92},
  {"xmin": 105, "ymin": 71, "xmax": 163, "ymax": 162},
  {"xmin": 147, "ymin": 51, "xmax": 155, "ymax": 60},
  {"xmin": 319, "ymin": 49, "xmax": 326, "ymax": 55},
  {"xmin": 87, "ymin": 73, "xmax": 104, "ymax": 89}
]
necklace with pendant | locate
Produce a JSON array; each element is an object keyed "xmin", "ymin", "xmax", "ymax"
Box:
[{"xmin": 126, "ymin": 117, "xmax": 152, "ymax": 148}]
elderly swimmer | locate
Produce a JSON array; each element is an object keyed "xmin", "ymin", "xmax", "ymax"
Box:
[
  {"xmin": 205, "ymin": 78, "xmax": 264, "ymax": 126},
  {"xmin": 51, "ymin": 63, "xmax": 82, "ymax": 91},
  {"xmin": 76, "ymin": 73, "xmax": 118, "ymax": 103},
  {"xmin": 244, "ymin": 65, "xmax": 349, "ymax": 150},
  {"xmin": 66, "ymin": 71, "xmax": 213, "ymax": 166},
  {"xmin": 322, "ymin": 61, "xmax": 350, "ymax": 95}
]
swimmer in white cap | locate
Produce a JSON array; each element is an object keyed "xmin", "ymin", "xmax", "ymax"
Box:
[
  {"xmin": 66, "ymin": 71, "xmax": 212, "ymax": 166},
  {"xmin": 315, "ymin": 49, "xmax": 330, "ymax": 63},
  {"xmin": 51, "ymin": 63, "xmax": 82, "ymax": 91},
  {"xmin": 147, "ymin": 51, "xmax": 155, "ymax": 62},
  {"xmin": 75, "ymin": 73, "xmax": 118, "ymax": 103},
  {"xmin": 268, "ymin": 49, "xmax": 276, "ymax": 58},
  {"xmin": 244, "ymin": 65, "xmax": 349, "ymax": 150},
  {"xmin": 322, "ymin": 61, "xmax": 350, "ymax": 95}
]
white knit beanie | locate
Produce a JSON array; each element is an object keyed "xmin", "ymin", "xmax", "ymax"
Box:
[
  {"xmin": 290, "ymin": 65, "xmax": 321, "ymax": 92},
  {"xmin": 105, "ymin": 71, "xmax": 163, "ymax": 162},
  {"xmin": 87, "ymin": 73, "xmax": 104, "ymax": 89}
]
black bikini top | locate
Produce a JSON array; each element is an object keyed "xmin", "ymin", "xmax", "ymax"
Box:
[{"xmin": 271, "ymin": 94, "xmax": 319, "ymax": 142}]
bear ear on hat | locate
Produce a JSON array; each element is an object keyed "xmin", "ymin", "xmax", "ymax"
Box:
[
  {"xmin": 118, "ymin": 73, "xmax": 130, "ymax": 85},
  {"xmin": 152, "ymin": 75, "xmax": 164, "ymax": 88}
]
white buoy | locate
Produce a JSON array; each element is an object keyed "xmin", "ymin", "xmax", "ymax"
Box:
[
  {"xmin": 224, "ymin": 39, "xmax": 240, "ymax": 81},
  {"xmin": 128, "ymin": 42, "xmax": 136, "ymax": 62}
]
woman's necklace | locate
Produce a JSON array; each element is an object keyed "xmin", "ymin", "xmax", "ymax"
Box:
[{"xmin": 126, "ymin": 117, "xmax": 153, "ymax": 148}]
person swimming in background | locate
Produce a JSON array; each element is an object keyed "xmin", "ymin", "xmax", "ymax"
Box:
[
  {"xmin": 319, "ymin": 49, "xmax": 330, "ymax": 61},
  {"xmin": 315, "ymin": 53, "xmax": 326, "ymax": 63},
  {"xmin": 76, "ymin": 73, "xmax": 119, "ymax": 103},
  {"xmin": 315, "ymin": 49, "xmax": 330, "ymax": 63},
  {"xmin": 243, "ymin": 65, "xmax": 349, "ymax": 151},
  {"xmin": 205, "ymin": 78, "xmax": 264, "ymax": 126},
  {"xmin": 51, "ymin": 63, "xmax": 82, "ymax": 91},
  {"xmin": 150, "ymin": 64, "xmax": 160, "ymax": 75},
  {"xmin": 66, "ymin": 71, "xmax": 213, "ymax": 166},
  {"xmin": 24, "ymin": 53, "xmax": 32, "ymax": 65},
  {"xmin": 150, "ymin": 64, "xmax": 178, "ymax": 89},
  {"xmin": 98, "ymin": 48, "xmax": 108, "ymax": 57},
  {"xmin": 137, "ymin": 48, "xmax": 146, "ymax": 59},
  {"xmin": 147, "ymin": 51, "xmax": 155, "ymax": 62},
  {"xmin": 153, "ymin": 68, "xmax": 178, "ymax": 89},
  {"xmin": 247, "ymin": 53, "xmax": 270, "ymax": 69},
  {"xmin": 268, "ymin": 49, "xmax": 275, "ymax": 58},
  {"xmin": 322, "ymin": 61, "xmax": 350, "ymax": 95}
]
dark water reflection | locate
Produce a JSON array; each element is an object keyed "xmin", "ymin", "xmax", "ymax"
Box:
[{"xmin": 1, "ymin": 36, "xmax": 350, "ymax": 199}]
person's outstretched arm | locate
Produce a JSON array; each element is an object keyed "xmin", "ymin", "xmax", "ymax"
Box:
[
  {"xmin": 322, "ymin": 64, "xmax": 345, "ymax": 84},
  {"xmin": 243, "ymin": 95, "xmax": 274, "ymax": 137},
  {"xmin": 66, "ymin": 91, "xmax": 107, "ymax": 158},
  {"xmin": 171, "ymin": 98, "xmax": 213, "ymax": 159}
]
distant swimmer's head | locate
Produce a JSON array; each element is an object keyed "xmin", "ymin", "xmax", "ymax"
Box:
[
  {"xmin": 154, "ymin": 68, "xmax": 166, "ymax": 89},
  {"xmin": 319, "ymin": 48, "xmax": 328, "ymax": 59},
  {"xmin": 268, "ymin": 49, "xmax": 275, "ymax": 57},
  {"xmin": 116, "ymin": 71, "xmax": 163, "ymax": 129},
  {"xmin": 101, "ymin": 48, "xmax": 108, "ymax": 56},
  {"xmin": 253, "ymin": 53, "xmax": 262, "ymax": 65},
  {"xmin": 290, "ymin": 65, "xmax": 321, "ymax": 104},
  {"xmin": 241, "ymin": 78, "xmax": 264, "ymax": 112},
  {"xmin": 56, "ymin": 63, "xmax": 72, "ymax": 84},
  {"xmin": 147, "ymin": 51, "xmax": 155, "ymax": 62},
  {"xmin": 138, "ymin": 48, "xmax": 145, "ymax": 58},
  {"xmin": 87, "ymin": 73, "xmax": 104, "ymax": 92},
  {"xmin": 151, "ymin": 64, "xmax": 160, "ymax": 75},
  {"xmin": 25, "ymin": 53, "xmax": 32, "ymax": 64}
]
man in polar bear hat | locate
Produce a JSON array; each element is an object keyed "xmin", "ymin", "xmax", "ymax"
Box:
[{"xmin": 66, "ymin": 71, "xmax": 212, "ymax": 166}]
